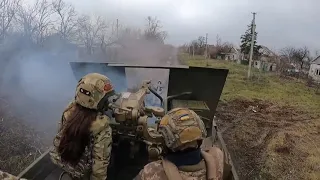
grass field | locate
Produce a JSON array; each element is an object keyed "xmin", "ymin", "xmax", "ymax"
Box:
[
  {"xmin": 181, "ymin": 53, "xmax": 320, "ymax": 180},
  {"xmin": 181, "ymin": 54, "xmax": 320, "ymax": 113}
]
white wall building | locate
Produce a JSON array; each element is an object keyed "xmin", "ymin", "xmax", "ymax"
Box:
[{"xmin": 309, "ymin": 56, "xmax": 320, "ymax": 82}]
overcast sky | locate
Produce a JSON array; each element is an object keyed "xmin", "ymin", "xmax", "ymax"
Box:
[{"xmin": 61, "ymin": 0, "xmax": 319, "ymax": 53}]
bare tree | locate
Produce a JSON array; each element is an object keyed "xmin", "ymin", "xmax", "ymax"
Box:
[
  {"xmin": 216, "ymin": 34, "xmax": 221, "ymax": 47},
  {"xmin": 98, "ymin": 26, "xmax": 118, "ymax": 55},
  {"xmin": 52, "ymin": 0, "xmax": 77, "ymax": 40},
  {"xmin": 35, "ymin": 0, "xmax": 53, "ymax": 45},
  {"xmin": 292, "ymin": 46, "xmax": 310, "ymax": 70},
  {"xmin": 144, "ymin": 16, "xmax": 167, "ymax": 43},
  {"xmin": 118, "ymin": 27, "xmax": 143, "ymax": 42},
  {"xmin": 280, "ymin": 46, "xmax": 296, "ymax": 63},
  {"xmin": 315, "ymin": 50, "xmax": 320, "ymax": 57},
  {"xmin": 218, "ymin": 42, "xmax": 233, "ymax": 54},
  {"xmin": 189, "ymin": 36, "xmax": 206, "ymax": 55},
  {"xmin": 16, "ymin": 0, "xmax": 53, "ymax": 45},
  {"xmin": 99, "ymin": 19, "xmax": 130, "ymax": 53},
  {"xmin": 76, "ymin": 15, "xmax": 107, "ymax": 55},
  {"xmin": 0, "ymin": 0, "xmax": 20, "ymax": 40},
  {"xmin": 207, "ymin": 35, "xmax": 234, "ymax": 58},
  {"xmin": 16, "ymin": 2, "xmax": 38, "ymax": 40},
  {"xmin": 280, "ymin": 46, "xmax": 311, "ymax": 77},
  {"xmin": 215, "ymin": 35, "xmax": 233, "ymax": 54}
]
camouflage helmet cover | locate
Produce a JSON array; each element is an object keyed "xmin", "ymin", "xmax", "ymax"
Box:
[
  {"xmin": 158, "ymin": 108, "xmax": 207, "ymax": 151},
  {"xmin": 75, "ymin": 73, "xmax": 114, "ymax": 110}
]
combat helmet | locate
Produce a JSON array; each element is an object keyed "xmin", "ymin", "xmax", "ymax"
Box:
[
  {"xmin": 75, "ymin": 73, "xmax": 114, "ymax": 110},
  {"xmin": 158, "ymin": 108, "xmax": 207, "ymax": 152}
]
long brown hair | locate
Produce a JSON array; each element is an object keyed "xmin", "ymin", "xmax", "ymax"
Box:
[{"xmin": 58, "ymin": 103, "xmax": 98, "ymax": 165}]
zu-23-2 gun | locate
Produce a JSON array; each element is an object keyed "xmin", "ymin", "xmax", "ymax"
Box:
[{"xmin": 106, "ymin": 81, "xmax": 167, "ymax": 161}]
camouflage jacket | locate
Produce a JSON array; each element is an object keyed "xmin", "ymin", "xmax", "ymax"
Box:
[
  {"xmin": 0, "ymin": 170, "xmax": 27, "ymax": 180},
  {"xmin": 134, "ymin": 147, "xmax": 224, "ymax": 180},
  {"xmin": 50, "ymin": 102, "xmax": 112, "ymax": 180}
]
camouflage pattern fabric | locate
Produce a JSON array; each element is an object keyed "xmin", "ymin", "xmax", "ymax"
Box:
[
  {"xmin": 0, "ymin": 170, "xmax": 27, "ymax": 180},
  {"xmin": 158, "ymin": 108, "xmax": 207, "ymax": 151},
  {"xmin": 134, "ymin": 147, "xmax": 224, "ymax": 180},
  {"xmin": 50, "ymin": 102, "xmax": 112, "ymax": 180},
  {"xmin": 75, "ymin": 73, "xmax": 114, "ymax": 110}
]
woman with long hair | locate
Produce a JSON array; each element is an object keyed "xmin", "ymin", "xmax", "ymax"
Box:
[{"xmin": 50, "ymin": 73, "xmax": 115, "ymax": 180}]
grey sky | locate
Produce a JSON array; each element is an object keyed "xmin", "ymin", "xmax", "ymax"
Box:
[{"xmin": 64, "ymin": 0, "xmax": 319, "ymax": 53}]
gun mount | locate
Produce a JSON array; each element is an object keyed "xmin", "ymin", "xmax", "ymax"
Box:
[
  {"xmin": 107, "ymin": 80, "xmax": 166, "ymax": 161},
  {"xmin": 18, "ymin": 63, "xmax": 239, "ymax": 180}
]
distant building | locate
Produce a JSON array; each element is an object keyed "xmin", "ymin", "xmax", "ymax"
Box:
[
  {"xmin": 253, "ymin": 45, "xmax": 278, "ymax": 72},
  {"xmin": 259, "ymin": 45, "xmax": 277, "ymax": 58},
  {"xmin": 219, "ymin": 47, "xmax": 243, "ymax": 62},
  {"xmin": 309, "ymin": 56, "xmax": 320, "ymax": 82},
  {"xmin": 253, "ymin": 60, "xmax": 277, "ymax": 72},
  {"xmin": 211, "ymin": 45, "xmax": 244, "ymax": 63}
]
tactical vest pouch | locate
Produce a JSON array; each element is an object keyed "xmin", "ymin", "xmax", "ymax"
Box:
[
  {"xmin": 201, "ymin": 151, "xmax": 217, "ymax": 180},
  {"xmin": 162, "ymin": 158, "xmax": 183, "ymax": 180},
  {"xmin": 201, "ymin": 147, "xmax": 224, "ymax": 180}
]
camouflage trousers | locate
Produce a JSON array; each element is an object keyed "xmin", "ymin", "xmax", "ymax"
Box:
[{"xmin": 59, "ymin": 171, "xmax": 91, "ymax": 180}]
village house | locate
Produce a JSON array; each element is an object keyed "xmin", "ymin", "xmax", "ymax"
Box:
[
  {"xmin": 309, "ymin": 56, "xmax": 320, "ymax": 82},
  {"xmin": 253, "ymin": 45, "xmax": 277, "ymax": 71},
  {"xmin": 219, "ymin": 47, "xmax": 244, "ymax": 62},
  {"xmin": 208, "ymin": 45, "xmax": 244, "ymax": 62}
]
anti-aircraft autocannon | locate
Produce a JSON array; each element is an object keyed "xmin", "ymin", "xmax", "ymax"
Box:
[
  {"xmin": 17, "ymin": 63, "xmax": 239, "ymax": 180},
  {"xmin": 105, "ymin": 80, "xmax": 170, "ymax": 179},
  {"xmin": 106, "ymin": 80, "xmax": 166, "ymax": 161}
]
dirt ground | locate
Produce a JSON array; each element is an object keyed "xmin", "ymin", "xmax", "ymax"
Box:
[
  {"xmin": 216, "ymin": 99, "xmax": 320, "ymax": 180},
  {"xmin": 0, "ymin": 96, "xmax": 47, "ymax": 175},
  {"xmin": 1, "ymin": 94, "xmax": 320, "ymax": 179}
]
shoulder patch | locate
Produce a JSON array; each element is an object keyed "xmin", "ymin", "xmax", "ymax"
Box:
[{"xmin": 90, "ymin": 114, "xmax": 110, "ymax": 134}]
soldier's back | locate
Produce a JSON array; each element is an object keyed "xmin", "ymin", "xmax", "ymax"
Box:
[
  {"xmin": 136, "ymin": 160, "xmax": 207, "ymax": 180},
  {"xmin": 135, "ymin": 146, "xmax": 224, "ymax": 180}
]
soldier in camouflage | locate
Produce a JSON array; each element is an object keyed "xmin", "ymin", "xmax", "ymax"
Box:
[
  {"xmin": 50, "ymin": 73, "xmax": 115, "ymax": 180},
  {"xmin": 135, "ymin": 108, "xmax": 224, "ymax": 180},
  {"xmin": 0, "ymin": 170, "xmax": 27, "ymax": 180}
]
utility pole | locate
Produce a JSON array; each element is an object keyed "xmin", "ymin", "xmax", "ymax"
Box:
[
  {"xmin": 205, "ymin": 33, "xmax": 209, "ymax": 66},
  {"xmin": 205, "ymin": 33, "xmax": 208, "ymax": 59},
  {"xmin": 116, "ymin": 19, "xmax": 119, "ymax": 39},
  {"xmin": 192, "ymin": 44, "xmax": 195, "ymax": 60},
  {"xmin": 247, "ymin": 12, "xmax": 256, "ymax": 79}
]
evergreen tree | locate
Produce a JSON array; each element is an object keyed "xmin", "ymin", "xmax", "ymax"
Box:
[{"xmin": 240, "ymin": 24, "xmax": 261, "ymax": 58}]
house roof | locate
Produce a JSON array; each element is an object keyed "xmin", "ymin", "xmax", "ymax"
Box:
[
  {"xmin": 259, "ymin": 45, "xmax": 276, "ymax": 57},
  {"xmin": 311, "ymin": 56, "xmax": 320, "ymax": 64}
]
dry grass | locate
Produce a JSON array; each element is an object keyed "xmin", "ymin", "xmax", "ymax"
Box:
[
  {"xmin": 0, "ymin": 96, "xmax": 47, "ymax": 175},
  {"xmin": 181, "ymin": 54, "xmax": 320, "ymax": 180},
  {"xmin": 181, "ymin": 54, "xmax": 320, "ymax": 112}
]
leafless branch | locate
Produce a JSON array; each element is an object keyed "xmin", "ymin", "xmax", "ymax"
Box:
[
  {"xmin": 16, "ymin": 0, "xmax": 39, "ymax": 39},
  {"xmin": 35, "ymin": 0, "xmax": 53, "ymax": 45},
  {"xmin": 216, "ymin": 34, "xmax": 221, "ymax": 47},
  {"xmin": 0, "ymin": 0, "xmax": 20, "ymax": 40},
  {"xmin": 52, "ymin": 0, "xmax": 77, "ymax": 40},
  {"xmin": 76, "ymin": 15, "xmax": 108, "ymax": 55},
  {"xmin": 144, "ymin": 16, "xmax": 167, "ymax": 43},
  {"xmin": 15, "ymin": 0, "xmax": 53, "ymax": 45}
]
